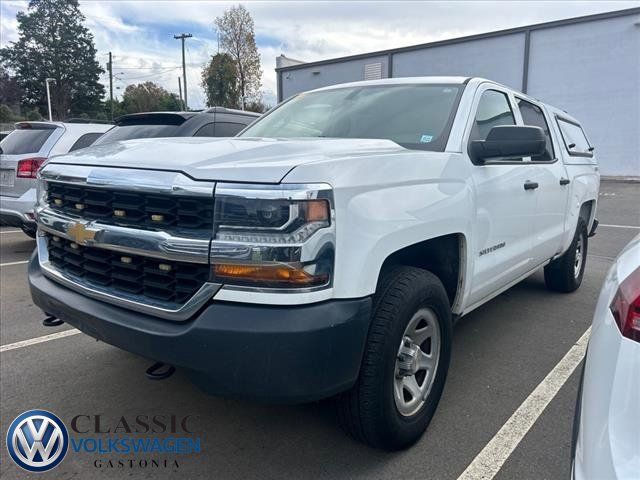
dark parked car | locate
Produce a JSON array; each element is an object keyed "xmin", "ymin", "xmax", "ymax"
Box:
[{"xmin": 92, "ymin": 107, "xmax": 261, "ymax": 146}]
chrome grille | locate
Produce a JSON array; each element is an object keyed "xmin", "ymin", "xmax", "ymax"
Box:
[
  {"xmin": 46, "ymin": 234, "xmax": 211, "ymax": 305},
  {"xmin": 47, "ymin": 182, "xmax": 214, "ymax": 232},
  {"xmin": 37, "ymin": 165, "xmax": 219, "ymax": 320}
]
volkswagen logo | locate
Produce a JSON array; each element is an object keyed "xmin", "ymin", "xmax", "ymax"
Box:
[{"xmin": 6, "ymin": 410, "xmax": 69, "ymax": 472}]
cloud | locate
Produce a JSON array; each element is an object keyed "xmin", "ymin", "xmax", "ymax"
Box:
[{"xmin": 1, "ymin": 0, "xmax": 637, "ymax": 110}]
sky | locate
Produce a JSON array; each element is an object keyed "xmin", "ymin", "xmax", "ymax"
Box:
[{"xmin": 0, "ymin": 1, "xmax": 637, "ymax": 109}]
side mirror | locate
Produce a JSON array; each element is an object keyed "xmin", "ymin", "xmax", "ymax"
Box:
[{"xmin": 469, "ymin": 125, "xmax": 546, "ymax": 163}]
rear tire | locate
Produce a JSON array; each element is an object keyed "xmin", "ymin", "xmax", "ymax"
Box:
[
  {"xmin": 337, "ymin": 266, "xmax": 452, "ymax": 450},
  {"xmin": 544, "ymin": 218, "xmax": 588, "ymax": 293}
]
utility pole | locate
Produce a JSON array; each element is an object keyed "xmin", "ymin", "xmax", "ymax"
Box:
[
  {"xmin": 45, "ymin": 78, "xmax": 56, "ymax": 121},
  {"xmin": 178, "ymin": 77, "xmax": 184, "ymax": 110},
  {"xmin": 173, "ymin": 33, "xmax": 192, "ymax": 110},
  {"xmin": 107, "ymin": 52, "xmax": 114, "ymax": 119}
]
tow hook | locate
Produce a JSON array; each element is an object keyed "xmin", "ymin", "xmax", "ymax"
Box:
[
  {"xmin": 42, "ymin": 314, "xmax": 64, "ymax": 327},
  {"xmin": 145, "ymin": 362, "xmax": 175, "ymax": 380}
]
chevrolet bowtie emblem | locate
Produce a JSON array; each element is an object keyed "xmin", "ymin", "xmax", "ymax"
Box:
[{"xmin": 66, "ymin": 222, "xmax": 99, "ymax": 245}]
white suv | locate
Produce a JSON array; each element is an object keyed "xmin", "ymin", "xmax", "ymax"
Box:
[{"xmin": 0, "ymin": 121, "xmax": 112, "ymax": 236}]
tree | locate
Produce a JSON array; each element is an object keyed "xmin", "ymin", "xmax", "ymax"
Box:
[
  {"xmin": 0, "ymin": 67, "xmax": 23, "ymax": 113},
  {"xmin": 121, "ymin": 82, "xmax": 182, "ymax": 114},
  {"xmin": 202, "ymin": 53, "xmax": 240, "ymax": 108},
  {"xmin": 245, "ymin": 99, "xmax": 269, "ymax": 114},
  {"xmin": 0, "ymin": 0, "xmax": 105, "ymax": 120},
  {"xmin": 159, "ymin": 93, "xmax": 183, "ymax": 112},
  {"xmin": 215, "ymin": 5, "xmax": 262, "ymax": 109},
  {"xmin": 0, "ymin": 104, "xmax": 16, "ymax": 123}
]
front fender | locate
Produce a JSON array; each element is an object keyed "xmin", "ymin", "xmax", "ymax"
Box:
[
  {"xmin": 333, "ymin": 180, "xmax": 473, "ymax": 298},
  {"xmin": 285, "ymin": 151, "xmax": 474, "ymax": 300}
]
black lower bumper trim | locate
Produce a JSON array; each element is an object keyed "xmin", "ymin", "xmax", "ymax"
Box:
[{"xmin": 28, "ymin": 253, "xmax": 372, "ymax": 403}]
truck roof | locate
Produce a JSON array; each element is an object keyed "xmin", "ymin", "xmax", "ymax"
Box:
[
  {"xmin": 310, "ymin": 76, "xmax": 579, "ymax": 122},
  {"xmin": 311, "ymin": 76, "xmax": 471, "ymax": 92}
]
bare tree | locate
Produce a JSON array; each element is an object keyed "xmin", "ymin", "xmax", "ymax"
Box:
[{"xmin": 215, "ymin": 5, "xmax": 262, "ymax": 109}]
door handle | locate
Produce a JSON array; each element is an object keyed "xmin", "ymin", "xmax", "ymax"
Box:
[
  {"xmin": 560, "ymin": 178, "xmax": 570, "ymax": 186},
  {"xmin": 524, "ymin": 181, "xmax": 539, "ymax": 191}
]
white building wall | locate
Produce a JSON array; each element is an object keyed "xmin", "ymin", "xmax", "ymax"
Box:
[
  {"xmin": 527, "ymin": 15, "xmax": 640, "ymax": 177},
  {"xmin": 392, "ymin": 33, "xmax": 526, "ymax": 90},
  {"xmin": 281, "ymin": 55, "xmax": 389, "ymax": 100}
]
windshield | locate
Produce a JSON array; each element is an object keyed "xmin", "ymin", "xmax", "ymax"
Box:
[
  {"xmin": 0, "ymin": 127, "xmax": 56, "ymax": 155},
  {"xmin": 240, "ymin": 84, "xmax": 463, "ymax": 151},
  {"xmin": 92, "ymin": 124, "xmax": 182, "ymax": 145}
]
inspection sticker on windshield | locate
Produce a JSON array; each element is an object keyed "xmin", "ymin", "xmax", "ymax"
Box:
[{"xmin": 420, "ymin": 135, "xmax": 433, "ymax": 143}]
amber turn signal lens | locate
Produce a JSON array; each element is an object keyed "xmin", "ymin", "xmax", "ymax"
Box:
[
  {"xmin": 214, "ymin": 263, "xmax": 328, "ymax": 286},
  {"xmin": 305, "ymin": 200, "xmax": 329, "ymax": 222}
]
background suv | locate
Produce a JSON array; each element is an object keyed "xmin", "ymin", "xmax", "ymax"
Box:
[
  {"xmin": 0, "ymin": 121, "xmax": 112, "ymax": 237},
  {"xmin": 92, "ymin": 107, "xmax": 261, "ymax": 145}
]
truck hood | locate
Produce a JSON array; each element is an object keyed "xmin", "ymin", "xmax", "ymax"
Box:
[{"xmin": 49, "ymin": 137, "xmax": 407, "ymax": 183}]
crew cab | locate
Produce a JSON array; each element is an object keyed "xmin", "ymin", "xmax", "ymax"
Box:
[{"xmin": 28, "ymin": 77, "xmax": 599, "ymax": 450}]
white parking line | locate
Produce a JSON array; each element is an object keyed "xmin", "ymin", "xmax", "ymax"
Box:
[
  {"xmin": 457, "ymin": 327, "xmax": 591, "ymax": 480},
  {"xmin": 599, "ymin": 224, "xmax": 640, "ymax": 230},
  {"xmin": 0, "ymin": 260, "xmax": 29, "ymax": 267},
  {"xmin": 0, "ymin": 329, "xmax": 81, "ymax": 353},
  {"xmin": 0, "ymin": 230, "xmax": 23, "ymax": 235}
]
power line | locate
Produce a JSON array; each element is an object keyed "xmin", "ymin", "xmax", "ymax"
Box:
[
  {"xmin": 117, "ymin": 66, "xmax": 181, "ymax": 70},
  {"xmin": 113, "ymin": 67, "xmax": 181, "ymax": 81}
]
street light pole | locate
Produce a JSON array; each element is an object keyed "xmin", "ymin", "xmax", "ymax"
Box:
[
  {"xmin": 173, "ymin": 33, "xmax": 192, "ymax": 110},
  {"xmin": 45, "ymin": 78, "xmax": 56, "ymax": 122}
]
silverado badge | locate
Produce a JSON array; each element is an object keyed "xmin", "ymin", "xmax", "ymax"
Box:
[{"xmin": 66, "ymin": 222, "xmax": 99, "ymax": 245}]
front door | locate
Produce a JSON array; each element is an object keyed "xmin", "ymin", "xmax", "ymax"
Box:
[{"xmin": 465, "ymin": 86, "xmax": 537, "ymax": 306}]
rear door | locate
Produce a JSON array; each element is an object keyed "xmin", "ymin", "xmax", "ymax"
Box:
[
  {"xmin": 465, "ymin": 86, "xmax": 537, "ymax": 306},
  {"xmin": 515, "ymin": 98, "xmax": 570, "ymax": 261},
  {"xmin": 0, "ymin": 123, "xmax": 62, "ymax": 197}
]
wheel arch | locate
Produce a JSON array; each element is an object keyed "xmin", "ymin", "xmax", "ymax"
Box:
[{"xmin": 376, "ymin": 233, "xmax": 467, "ymax": 313}]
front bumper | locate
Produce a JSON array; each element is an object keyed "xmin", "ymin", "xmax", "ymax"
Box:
[
  {"xmin": 28, "ymin": 254, "xmax": 372, "ymax": 403},
  {"xmin": 0, "ymin": 188, "xmax": 37, "ymax": 230}
]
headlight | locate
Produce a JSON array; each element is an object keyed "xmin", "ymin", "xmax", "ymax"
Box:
[{"xmin": 211, "ymin": 183, "xmax": 335, "ymax": 290}]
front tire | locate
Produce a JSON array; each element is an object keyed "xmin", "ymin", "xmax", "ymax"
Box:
[
  {"xmin": 337, "ymin": 266, "xmax": 452, "ymax": 450},
  {"xmin": 544, "ymin": 218, "xmax": 588, "ymax": 293}
]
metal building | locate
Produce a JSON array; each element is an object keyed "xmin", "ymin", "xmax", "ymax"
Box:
[{"xmin": 276, "ymin": 8, "xmax": 640, "ymax": 177}]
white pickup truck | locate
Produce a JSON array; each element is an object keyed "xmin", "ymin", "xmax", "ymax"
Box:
[{"xmin": 28, "ymin": 77, "xmax": 599, "ymax": 450}]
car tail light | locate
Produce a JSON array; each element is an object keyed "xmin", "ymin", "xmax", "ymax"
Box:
[
  {"xmin": 610, "ymin": 266, "xmax": 640, "ymax": 342},
  {"xmin": 16, "ymin": 157, "xmax": 47, "ymax": 178}
]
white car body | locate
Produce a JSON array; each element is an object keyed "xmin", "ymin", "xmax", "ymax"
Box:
[
  {"xmin": 36, "ymin": 78, "xmax": 599, "ymax": 312},
  {"xmin": 573, "ymin": 234, "xmax": 640, "ymax": 479}
]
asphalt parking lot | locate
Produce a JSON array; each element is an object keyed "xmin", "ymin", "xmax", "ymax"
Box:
[{"xmin": 1, "ymin": 179, "xmax": 638, "ymax": 480}]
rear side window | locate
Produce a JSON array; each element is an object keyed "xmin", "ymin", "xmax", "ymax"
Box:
[
  {"xmin": 214, "ymin": 122, "xmax": 245, "ymax": 137},
  {"xmin": 556, "ymin": 118, "xmax": 593, "ymax": 157},
  {"xmin": 69, "ymin": 132, "xmax": 104, "ymax": 152},
  {"xmin": 92, "ymin": 124, "xmax": 181, "ymax": 145},
  {"xmin": 194, "ymin": 123, "xmax": 215, "ymax": 137},
  {"xmin": 0, "ymin": 128, "xmax": 55, "ymax": 155},
  {"xmin": 469, "ymin": 90, "xmax": 515, "ymax": 142},
  {"xmin": 516, "ymin": 99, "xmax": 554, "ymax": 162}
]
